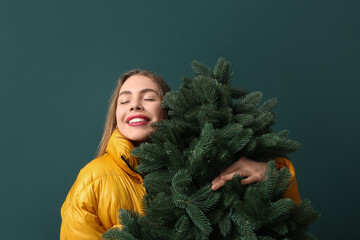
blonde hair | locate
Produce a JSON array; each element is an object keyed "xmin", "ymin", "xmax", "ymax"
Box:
[{"xmin": 96, "ymin": 69, "xmax": 170, "ymax": 157}]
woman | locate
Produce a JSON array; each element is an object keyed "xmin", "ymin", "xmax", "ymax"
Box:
[{"xmin": 60, "ymin": 70, "xmax": 300, "ymax": 239}]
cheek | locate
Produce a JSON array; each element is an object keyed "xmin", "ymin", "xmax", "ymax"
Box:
[
  {"xmin": 154, "ymin": 104, "xmax": 165, "ymax": 120},
  {"xmin": 115, "ymin": 107, "xmax": 124, "ymax": 125}
]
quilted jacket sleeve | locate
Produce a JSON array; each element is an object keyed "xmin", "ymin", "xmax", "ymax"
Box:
[
  {"xmin": 60, "ymin": 177, "xmax": 105, "ymax": 240},
  {"xmin": 274, "ymin": 158, "xmax": 301, "ymax": 204}
]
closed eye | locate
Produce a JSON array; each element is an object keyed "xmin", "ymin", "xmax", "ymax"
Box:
[
  {"xmin": 144, "ymin": 98, "xmax": 155, "ymax": 101},
  {"xmin": 120, "ymin": 101, "xmax": 130, "ymax": 104}
]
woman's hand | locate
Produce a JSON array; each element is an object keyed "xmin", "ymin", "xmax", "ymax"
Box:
[{"xmin": 211, "ymin": 156, "xmax": 267, "ymax": 190}]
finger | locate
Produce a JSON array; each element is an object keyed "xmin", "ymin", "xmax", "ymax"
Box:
[
  {"xmin": 221, "ymin": 169, "xmax": 252, "ymax": 181},
  {"xmin": 220, "ymin": 163, "xmax": 241, "ymax": 176},
  {"xmin": 211, "ymin": 176, "xmax": 221, "ymax": 184},
  {"xmin": 220, "ymin": 157, "xmax": 252, "ymax": 176},
  {"xmin": 211, "ymin": 179, "xmax": 226, "ymax": 191},
  {"xmin": 220, "ymin": 173, "xmax": 237, "ymax": 181},
  {"xmin": 241, "ymin": 175, "xmax": 261, "ymax": 185}
]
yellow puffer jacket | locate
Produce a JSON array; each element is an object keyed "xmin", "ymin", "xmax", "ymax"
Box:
[
  {"xmin": 60, "ymin": 129, "xmax": 146, "ymax": 239},
  {"xmin": 60, "ymin": 129, "xmax": 301, "ymax": 239}
]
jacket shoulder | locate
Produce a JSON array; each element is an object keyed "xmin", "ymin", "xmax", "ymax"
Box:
[
  {"xmin": 81, "ymin": 154, "xmax": 122, "ymax": 178},
  {"xmin": 70, "ymin": 154, "xmax": 125, "ymax": 197},
  {"xmin": 61, "ymin": 154, "xmax": 127, "ymax": 220}
]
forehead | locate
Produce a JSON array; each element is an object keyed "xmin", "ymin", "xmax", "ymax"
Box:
[{"xmin": 119, "ymin": 74, "xmax": 160, "ymax": 92}]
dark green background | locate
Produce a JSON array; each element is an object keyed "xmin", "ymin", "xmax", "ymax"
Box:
[{"xmin": 1, "ymin": 0, "xmax": 359, "ymax": 239}]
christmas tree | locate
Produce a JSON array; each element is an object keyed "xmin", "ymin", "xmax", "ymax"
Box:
[{"xmin": 103, "ymin": 58, "xmax": 320, "ymax": 240}]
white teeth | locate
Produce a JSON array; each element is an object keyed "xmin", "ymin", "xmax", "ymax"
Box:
[{"xmin": 129, "ymin": 118, "xmax": 147, "ymax": 124}]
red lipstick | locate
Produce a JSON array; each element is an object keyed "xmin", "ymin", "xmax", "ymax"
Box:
[{"xmin": 126, "ymin": 114, "xmax": 150, "ymax": 127}]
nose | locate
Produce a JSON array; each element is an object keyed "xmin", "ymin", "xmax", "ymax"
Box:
[{"xmin": 129, "ymin": 100, "xmax": 143, "ymax": 111}]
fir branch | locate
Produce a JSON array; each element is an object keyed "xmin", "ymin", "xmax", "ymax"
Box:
[
  {"xmin": 172, "ymin": 169, "xmax": 192, "ymax": 194},
  {"xmin": 251, "ymin": 112, "xmax": 275, "ymax": 133},
  {"xmin": 164, "ymin": 141, "xmax": 186, "ymax": 170},
  {"xmin": 190, "ymin": 186, "xmax": 221, "ymax": 213},
  {"xmin": 181, "ymin": 77, "xmax": 193, "ymax": 88},
  {"xmin": 170, "ymin": 215, "xmax": 191, "ymax": 240},
  {"xmin": 234, "ymin": 91, "xmax": 263, "ymax": 113},
  {"xmin": 230, "ymin": 85, "xmax": 249, "ymax": 99},
  {"xmin": 102, "ymin": 228, "xmax": 138, "ymax": 240},
  {"xmin": 116, "ymin": 209, "xmax": 142, "ymax": 239},
  {"xmin": 191, "ymin": 60, "xmax": 214, "ymax": 77},
  {"xmin": 278, "ymin": 130, "xmax": 290, "ymax": 138},
  {"xmin": 265, "ymin": 199, "xmax": 296, "ymax": 223},
  {"xmin": 213, "ymin": 57, "xmax": 233, "ymax": 85},
  {"xmin": 233, "ymin": 113, "xmax": 255, "ymax": 126},
  {"xmin": 143, "ymin": 171, "xmax": 173, "ymax": 195},
  {"xmin": 186, "ymin": 204, "xmax": 212, "ymax": 236},
  {"xmin": 263, "ymin": 222, "xmax": 289, "ymax": 236},
  {"xmin": 293, "ymin": 200, "xmax": 321, "ymax": 226},
  {"xmin": 260, "ymin": 98, "xmax": 278, "ymax": 113},
  {"xmin": 262, "ymin": 161, "xmax": 291, "ymax": 201},
  {"xmin": 172, "ymin": 191, "xmax": 190, "ymax": 209},
  {"xmin": 218, "ymin": 214, "xmax": 232, "ymax": 237}
]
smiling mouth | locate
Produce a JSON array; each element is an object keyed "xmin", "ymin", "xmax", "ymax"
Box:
[
  {"xmin": 126, "ymin": 114, "xmax": 150, "ymax": 126},
  {"xmin": 129, "ymin": 118, "xmax": 149, "ymax": 124}
]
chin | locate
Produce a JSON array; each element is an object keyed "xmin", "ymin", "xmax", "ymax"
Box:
[
  {"xmin": 128, "ymin": 134, "xmax": 149, "ymax": 144},
  {"xmin": 119, "ymin": 127, "xmax": 151, "ymax": 143}
]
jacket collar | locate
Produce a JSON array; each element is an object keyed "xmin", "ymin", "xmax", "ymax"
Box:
[{"xmin": 106, "ymin": 129, "xmax": 143, "ymax": 182}]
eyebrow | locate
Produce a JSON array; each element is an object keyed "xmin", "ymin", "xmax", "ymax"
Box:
[{"xmin": 119, "ymin": 88, "xmax": 160, "ymax": 97}]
